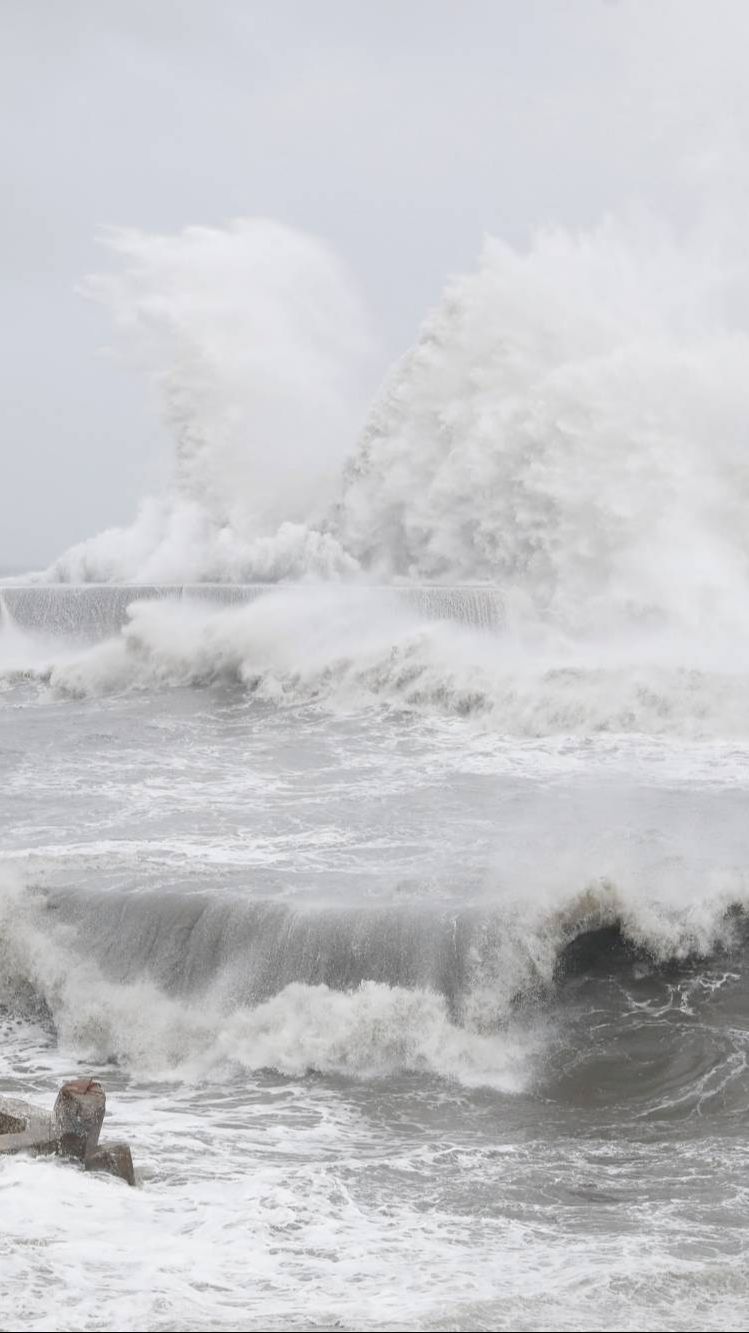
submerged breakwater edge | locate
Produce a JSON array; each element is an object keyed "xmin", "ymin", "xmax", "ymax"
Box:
[{"xmin": 4, "ymin": 210, "xmax": 749, "ymax": 1332}]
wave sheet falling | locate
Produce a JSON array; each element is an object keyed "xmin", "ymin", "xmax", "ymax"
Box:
[
  {"xmin": 0, "ymin": 584, "xmax": 503, "ymax": 640},
  {"xmin": 5, "ymin": 583, "xmax": 749, "ymax": 737},
  {"xmin": 1, "ymin": 867, "xmax": 747, "ymax": 1094}
]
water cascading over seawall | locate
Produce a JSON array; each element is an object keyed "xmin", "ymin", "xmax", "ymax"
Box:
[{"xmin": 0, "ymin": 585, "xmax": 504, "ymax": 639}]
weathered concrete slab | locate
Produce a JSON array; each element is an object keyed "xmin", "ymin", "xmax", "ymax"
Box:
[
  {"xmin": 0, "ymin": 1100, "xmax": 29, "ymax": 1135},
  {"xmin": 85, "ymin": 1140, "xmax": 136, "ymax": 1186},
  {"xmin": 0, "ymin": 1096, "xmax": 56, "ymax": 1157},
  {"xmin": 53, "ymin": 1078, "xmax": 105, "ymax": 1160},
  {"xmin": 0, "ymin": 1081, "xmax": 135, "ymax": 1183}
]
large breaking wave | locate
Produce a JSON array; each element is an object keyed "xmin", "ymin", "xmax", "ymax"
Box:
[
  {"xmin": 1, "ymin": 862, "xmax": 745, "ymax": 1088},
  {"xmin": 22, "ymin": 213, "xmax": 749, "ymax": 644}
]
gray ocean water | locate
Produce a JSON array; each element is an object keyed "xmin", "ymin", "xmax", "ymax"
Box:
[{"xmin": 1, "ymin": 584, "xmax": 748, "ymax": 1331}]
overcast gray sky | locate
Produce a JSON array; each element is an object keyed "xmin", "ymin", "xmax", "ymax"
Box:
[{"xmin": 2, "ymin": 0, "xmax": 748, "ymax": 569}]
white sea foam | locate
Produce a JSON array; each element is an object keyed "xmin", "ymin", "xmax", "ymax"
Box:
[{"xmin": 3, "ymin": 586, "xmax": 747, "ymax": 739}]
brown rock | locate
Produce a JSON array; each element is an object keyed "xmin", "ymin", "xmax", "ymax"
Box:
[
  {"xmin": 3, "ymin": 1083, "xmax": 134, "ymax": 1183},
  {"xmin": 53, "ymin": 1078, "xmax": 106, "ymax": 1159},
  {"xmin": 84, "ymin": 1140, "xmax": 135, "ymax": 1187}
]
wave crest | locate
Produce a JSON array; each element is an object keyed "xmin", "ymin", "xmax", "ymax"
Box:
[{"xmin": 0, "ymin": 862, "xmax": 744, "ymax": 1086}]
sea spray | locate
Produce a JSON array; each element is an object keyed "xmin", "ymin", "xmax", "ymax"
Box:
[
  {"xmin": 27, "ymin": 213, "xmax": 749, "ymax": 655},
  {"xmin": 36, "ymin": 219, "xmax": 373, "ymax": 584},
  {"xmin": 3, "ymin": 585, "xmax": 749, "ymax": 739},
  {"xmin": 337, "ymin": 218, "xmax": 749, "ymax": 637}
]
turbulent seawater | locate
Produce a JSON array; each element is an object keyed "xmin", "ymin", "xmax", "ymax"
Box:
[
  {"xmin": 2, "ymin": 584, "xmax": 749, "ymax": 1332},
  {"xmin": 3, "ymin": 216, "xmax": 749, "ymax": 1330}
]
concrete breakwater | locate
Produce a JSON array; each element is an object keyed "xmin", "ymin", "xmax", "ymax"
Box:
[
  {"xmin": 0, "ymin": 583, "xmax": 504, "ymax": 639},
  {"xmin": 0, "ymin": 1078, "xmax": 135, "ymax": 1185}
]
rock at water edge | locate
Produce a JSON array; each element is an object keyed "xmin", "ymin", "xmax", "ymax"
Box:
[{"xmin": 84, "ymin": 1140, "xmax": 136, "ymax": 1187}]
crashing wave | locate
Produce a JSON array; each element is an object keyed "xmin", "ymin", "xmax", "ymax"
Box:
[
  {"xmin": 23, "ymin": 213, "xmax": 749, "ymax": 654},
  {"xmin": 0, "ymin": 856, "xmax": 744, "ymax": 1086},
  {"xmin": 336, "ymin": 219, "xmax": 749, "ymax": 639},
  {"xmin": 3, "ymin": 587, "xmax": 749, "ymax": 739}
]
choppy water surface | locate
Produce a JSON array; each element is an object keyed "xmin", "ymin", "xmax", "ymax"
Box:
[{"xmin": 2, "ymin": 588, "xmax": 749, "ymax": 1331}]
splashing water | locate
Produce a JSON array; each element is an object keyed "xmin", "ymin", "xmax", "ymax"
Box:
[
  {"xmin": 337, "ymin": 217, "xmax": 749, "ymax": 638},
  {"xmin": 38, "ymin": 219, "xmax": 373, "ymax": 584},
  {"xmin": 27, "ymin": 212, "xmax": 749, "ymax": 650}
]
